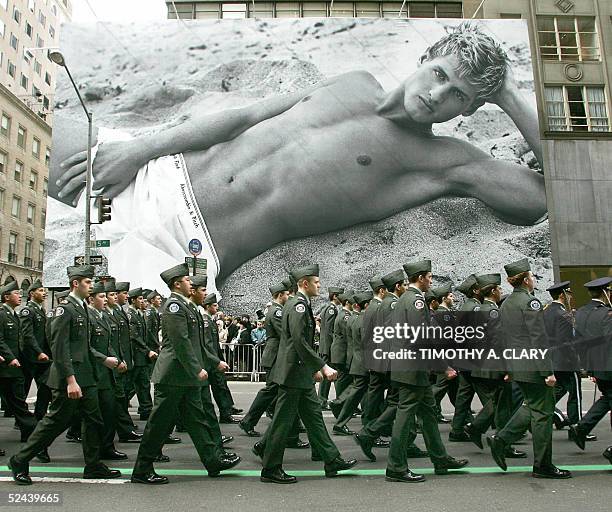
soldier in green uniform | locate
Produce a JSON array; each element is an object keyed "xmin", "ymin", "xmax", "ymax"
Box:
[
  {"xmin": 145, "ymin": 290, "xmax": 162, "ymax": 356},
  {"xmin": 8, "ymin": 265, "xmax": 122, "ymax": 485},
  {"xmin": 88, "ymin": 282, "xmax": 128, "ymax": 461},
  {"xmin": 386, "ymin": 259, "xmax": 467, "ymax": 482},
  {"xmin": 330, "ymin": 292, "xmax": 355, "ymax": 399},
  {"xmin": 487, "ymin": 258, "xmax": 571, "ymax": 479},
  {"xmin": 260, "ymin": 265, "xmax": 357, "ymax": 484},
  {"xmin": 131, "ymin": 263, "xmax": 240, "ymax": 485},
  {"xmin": 568, "ymin": 277, "xmax": 612, "ymax": 464},
  {"xmin": 318, "ymin": 287, "xmax": 344, "ymax": 410}
]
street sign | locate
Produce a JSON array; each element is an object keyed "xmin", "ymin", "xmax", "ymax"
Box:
[
  {"xmin": 188, "ymin": 238, "xmax": 202, "ymax": 256},
  {"xmin": 185, "ymin": 256, "xmax": 207, "ymax": 276},
  {"xmin": 74, "ymin": 255, "xmax": 103, "ymax": 265},
  {"xmin": 89, "ymin": 240, "xmax": 111, "ymax": 248}
]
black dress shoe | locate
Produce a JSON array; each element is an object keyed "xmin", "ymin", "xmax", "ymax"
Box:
[
  {"xmin": 65, "ymin": 432, "xmax": 82, "ymax": 443},
  {"xmin": 119, "ymin": 431, "xmax": 143, "ymax": 443},
  {"xmin": 221, "ymin": 435, "xmax": 234, "ymax": 445},
  {"xmin": 219, "ymin": 415, "xmax": 240, "ymax": 424},
  {"xmin": 0, "ymin": 448, "xmax": 5, "ymax": 456},
  {"xmin": 405, "ymin": 447, "xmax": 429, "ymax": 458},
  {"xmin": 437, "ymin": 416, "xmax": 452, "ymax": 424},
  {"xmin": 252, "ymin": 442, "xmax": 264, "ymax": 459},
  {"xmin": 434, "ymin": 457, "xmax": 469, "ymax": 475},
  {"xmin": 586, "ymin": 434, "xmax": 598, "ymax": 442},
  {"xmin": 83, "ymin": 463, "xmax": 122, "ymax": 479},
  {"xmin": 354, "ymin": 433, "xmax": 376, "ymax": 462},
  {"xmin": 164, "ymin": 435, "xmax": 182, "ymax": 445},
  {"xmin": 100, "ymin": 449, "xmax": 128, "ymax": 461},
  {"xmin": 131, "ymin": 471, "xmax": 169, "ymax": 485},
  {"xmin": 286, "ymin": 439, "xmax": 310, "ymax": 449},
  {"xmin": 448, "ymin": 431, "xmax": 471, "ymax": 442},
  {"xmin": 373, "ymin": 438, "xmax": 390, "ymax": 448},
  {"xmin": 239, "ymin": 421, "xmax": 261, "ymax": 437},
  {"xmin": 223, "ymin": 451, "xmax": 237, "ymax": 458},
  {"xmin": 487, "ymin": 435, "xmax": 507, "ymax": 471},
  {"xmin": 385, "ymin": 469, "xmax": 425, "ymax": 483},
  {"xmin": 554, "ymin": 418, "xmax": 570, "ymax": 430},
  {"xmin": 208, "ymin": 455, "xmax": 241, "ymax": 477},
  {"xmin": 154, "ymin": 454, "xmax": 170, "ymax": 463},
  {"xmin": 230, "ymin": 407, "xmax": 243, "ymax": 415},
  {"xmin": 332, "ymin": 425, "xmax": 355, "ymax": 436},
  {"xmin": 464, "ymin": 424, "xmax": 483, "ymax": 450},
  {"xmin": 8, "ymin": 456, "xmax": 32, "ymax": 486},
  {"xmin": 568, "ymin": 425, "xmax": 586, "ymax": 450},
  {"xmin": 329, "ymin": 401, "xmax": 342, "ymax": 419},
  {"xmin": 35, "ymin": 448, "xmax": 51, "ymax": 463},
  {"xmin": 324, "ymin": 457, "xmax": 357, "ymax": 477},
  {"xmin": 505, "ymin": 447, "xmax": 527, "ymax": 459},
  {"xmin": 602, "ymin": 447, "xmax": 612, "ymax": 464},
  {"xmin": 532, "ymin": 465, "xmax": 572, "ymax": 479},
  {"xmin": 261, "ymin": 467, "xmax": 297, "ymax": 484}
]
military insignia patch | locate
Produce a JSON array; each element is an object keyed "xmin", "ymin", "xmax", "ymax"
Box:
[
  {"xmin": 391, "ymin": 302, "xmax": 396, "ymax": 310},
  {"xmin": 21, "ymin": 309, "xmax": 30, "ymax": 316},
  {"xmin": 489, "ymin": 309, "xmax": 499, "ymax": 319},
  {"xmin": 414, "ymin": 299, "xmax": 425, "ymax": 310},
  {"xmin": 295, "ymin": 304, "xmax": 306, "ymax": 313},
  {"xmin": 55, "ymin": 307, "xmax": 65, "ymax": 317},
  {"xmin": 203, "ymin": 320, "xmax": 209, "ymax": 328},
  {"xmin": 473, "ymin": 306, "xmax": 481, "ymax": 312},
  {"xmin": 444, "ymin": 314, "xmax": 451, "ymax": 322},
  {"xmin": 275, "ymin": 310, "xmax": 282, "ymax": 318},
  {"xmin": 328, "ymin": 308, "xmax": 335, "ymax": 316},
  {"xmin": 528, "ymin": 299, "xmax": 541, "ymax": 311},
  {"xmin": 46, "ymin": 311, "xmax": 53, "ymax": 318},
  {"xmin": 168, "ymin": 303, "xmax": 180, "ymax": 313}
]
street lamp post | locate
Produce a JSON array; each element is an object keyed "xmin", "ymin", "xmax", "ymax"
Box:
[{"xmin": 48, "ymin": 51, "xmax": 93, "ymax": 265}]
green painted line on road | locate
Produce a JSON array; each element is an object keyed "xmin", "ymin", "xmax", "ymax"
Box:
[{"xmin": 1, "ymin": 465, "xmax": 611, "ymax": 478}]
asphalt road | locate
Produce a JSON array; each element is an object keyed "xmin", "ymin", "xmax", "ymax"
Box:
[{"xmin": 0, "ymin": 381, "xmax": 611, "ymax": 512}]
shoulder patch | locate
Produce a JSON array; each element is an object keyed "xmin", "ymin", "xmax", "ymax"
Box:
[
  {"xmin": 444, "ymin": 314, "xmax": 451, "ymax": 322},
  {"xmin": 168, "ymin": 303, "xmax": 180, "ymax": 313},
  {"xmin": 275, "ymin": 309, "xmax": 283, "ymax": 318},
  {"xmin": 414, "ymin": 299, "xmax": 425, "ymax": 310},
  {"xmin": 473, "ymin": 306, "xmax": 481, "ymax": 312},
  {"xmin": 203, "ymin": 320, "xmax": 209, "ymax": 328},
  {"xmin": 390, "ymin": 302, "xmax": 396, "ymax": 310},
  {"xmin": 55, "ymin": 306, "xmax": 65, "ymax": 317},
  {"xmin": 489, "ymin": 309, "xmax": 499, "ymax": 319},
  {"xmin": 295, "ymin": 304, "xmax": 306, "ymax": 313},
  {"xmin": 21, "ymin": 309, "xmax": 30, "ymax": 317},
  {"xmin": 528, "ymin": 299, "xmax": 541, "ymax": 311},
  {"xmin": 145, "ymin": 310, "xmax": 151, "ymax": 316},
  {"xmin": 47, "ymin": 311, "xmax": 54, "ymax": 318},
  {"xmin": 328, "ymin": 308, "xmax": 335, "ymax": 316}
]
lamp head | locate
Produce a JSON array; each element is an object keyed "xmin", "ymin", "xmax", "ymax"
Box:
[{"xmin": 48, "ymin": 50, "xmax": 65, "ymax": 66}]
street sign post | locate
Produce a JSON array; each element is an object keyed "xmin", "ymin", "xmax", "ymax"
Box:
[
  {"xmin": 184, "ymin": 257, "xmax": 207, "ymax": 276},
  {"xmin": 188, "ymin": 239, "xmax": 203, "ymax": 275},
  {"xmin": 89, "ymin": 240, "xmax": 110, "ymax": 248},
  {"xmin": 75, "ymin": 255, "xmax": 103, "ymax": 265}
]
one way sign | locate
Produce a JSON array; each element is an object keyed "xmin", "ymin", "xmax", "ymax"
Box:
[{"xmin": 74, "ymin": 255, "xmax": 103, "ymax": 265}]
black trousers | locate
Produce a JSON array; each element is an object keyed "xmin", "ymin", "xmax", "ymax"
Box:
[
  {"xmin": 335, "ymin": 375, "xmax": 369, "ymax": 429},
  {"xmin": 577, "ymin": 379, "xmax": 612, "ymax": 435},
  {"xmin": 128, "ymin": 366, "xmax": 152, "ymax": 416},
  {"xmin": 98, "ymin": 387, "xmax": 118, "ymax": 452},
  {"xmin": 21, "ymin": 363, "xmax": 52, "ymax": 420},
  {"xmin": 470, "ymin": 378, "xmax": 515, "ymax": 434},
  {"xmin": 554, "ymin": 371, "xmax": 582, "ymax": 424},
  {"xmin": 209, "ymin": 369, "xmax": 235, "ymax": 417},
  {"xmin": 0, "ymin": 376, "xmax": 37, "ymax": 440},
  {"xmin": 432, "ymin": 372, "xmax": 458, "ymax": 416},
  {"xmin": 361, "ymin": 371, "xmax": 389, "ymax": 426},
  {"xmin": 450, "ymin": 372, "xmax": 487, "ymax": 435},
  {"xmin": 14, "ymin": 386, "xmax": 104, "ymax": 468},
  {"xmin": 112, "ymin": 376, "xmax": 137, "ymax": 437},
  {"xmin": 242, "ymin": 368, "xmax": 278, "ymax": 429}
]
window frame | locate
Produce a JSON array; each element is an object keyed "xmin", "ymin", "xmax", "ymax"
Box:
[{"xmin": 544, "ymin": 84, "xmax": 610, "ymax": 132}]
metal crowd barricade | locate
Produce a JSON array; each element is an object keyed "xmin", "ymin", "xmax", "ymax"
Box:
[{"xmin": 219, "ymin": 342, "xmax": 266, "ymax": 382}]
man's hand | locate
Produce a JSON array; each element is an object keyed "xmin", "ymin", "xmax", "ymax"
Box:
[
  {"xmin": 37, "ymin": 352, "xmax": 50, "ymax": 362},
  {"xmin": 545, "ymin": 374, "xmax": 556, "ymax": 387},
  {"xmin": 8, "ymin": 358, "xmax": 21, "ymax": 368},
  {"xmin": 67, "ymin": 381, "xmax": 82, "ymax": 400},
  {"xmin": 313, "ymin": 371, "xmax": 323, "ymax": 382},
  {"xmin": 217, "ymin": 361, "xmax": 230, "ymax": 372},
  {"xmin": 445, "ymin": 367, "xmax": 457, "ymax": 379},
  {"xmin": 103, "ymin": 357, "xmax": 119, "ymax": 369},
  {"xmin": 117, "ymin": 361, "xmax": 128, "ymax": 373},
  {"xmin": 148, "ymin": 351, "xmax": 158, "ymax": 361},
  {"xmin": 0, "ymin": 355, "xmax": 4, "ymax": 363},
  {"xmin": 197, "ymin": 369, "xmax": 208, "ymax": 381},
  {"xmin": 504, "ymin": 374, "xmax": 512, "ymax": 382},
  {"xmin": 321, "ymin": 364, "xmax": 338, "ymax": 382}
]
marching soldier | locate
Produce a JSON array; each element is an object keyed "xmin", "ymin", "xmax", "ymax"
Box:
[
  {"xmin": 9, "ymin": 265, "xmax": 122, "ymax": 485},
  {"xmin": 131, "ymin": 263, "xmax": 240, "ymax": 485},
  {"xmin": 487, "ymin": 258, "xmax": 571, "ymax": 479},
  {"xmin": 145, "ymin": 290, "xmax": 162, "ymax": 355},
  {"xmin": 318, "ymin": 287, "xmax": 344, "ymax": 410},
  {"xmin": 330, "ymin": 292, "xmax": 354, "ymax": 399}
]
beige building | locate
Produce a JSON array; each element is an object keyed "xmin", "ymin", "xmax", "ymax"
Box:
[
  {"xmin": 0, "ymin": 0, "xmax": 71, "ymax": 291},
  {"xmin": 167, "ymin": 0, "xmax": 612, "ymax": 306}
]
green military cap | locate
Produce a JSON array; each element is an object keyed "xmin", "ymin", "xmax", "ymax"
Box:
[
  {"xmin": 381, "ymin": 269, "xmax": 405, "ymax": 289},
  {"xmin": 56, "ymin": 290, "xmax": 69, "ymax": 300},
  {"xmin": 425, "ymin": 289, "xmax": 438, "ymax": 304},
  {"xmin": 115, "ymin": 282, "xmax": 130, "ymax": 292},
  {"xmin": 190, "ymin": 276, "xmax": 207, "ymax": 288},
  {"xmin": 339, "ymin": 291, "xmax": 354, "ymax": 303},
  {"xmin": 433, "ymin": 282, "xmax": 452, "ymax": 298},
  {"xmin": 269, "ymin": 282, "xmax": 288, "ymax": 295},
  {"xmin": 67, "ymin": 265, "xmax": 95, "ymax": 279},
  {"xmin": 328, "ymin": 286, "xmax": 344, "ymax": 295},
  {"xmin": 27, "ymin": 279, "xmax": 44, "ymax": 294},
  {"xmin": 504, "ymin": 258, "xmax": 531, "ymax": 278},
  {"xmin": 203, "ymin": 293, "xmax": 218, "ymax": 306},
  {"xmin": 1, "ymin": 281, "xmax": 19, "ymax": 296},
  {"xmin": 402, "ymin": 259, "xmax": 432, "ymax": 278},
  {"xmin": 91, "ymin": 282, "xmax": 106, "ymax": 295},
  {"xmin": 584, "ymin": 276, "xmax": 612, "ymax": 290},
  {"xmin": 456, "ymin": 274, "xmax": 477, "ymax": 295},
  {"xmin": 160, "ymin": 263, "xmax": 189, "ymax": 286},
  {"xmin": 290, "ymin": 264, "xmax": 320, "ymax": 281},
  {"xmin": 104, "ymin": 279, "xmax": 117, "ymax": 293},
  {"xmin": 368, "ymin": 277, "xmax": 385, "ymax": 292},
  {"xmin": 282, "ymin": 277, "xmax": 294, "ymax": 290},
  {"xmin": 356, "ymin": 291, "xmax": 373, "ymax": 306},
  {"xmin": 141, "ymin": 289, "xmax": 152, "ymax": 299},
  {"xmin": 147, "ymin": 289, "xmax": 162, "ymax": 300},
  {"xmin": 128, "ymin": 287, "xmax": 143, "ymax": 299},
  {"xmin": 475, "ymin": 273, "xmax": 501, "ymax": 288}
]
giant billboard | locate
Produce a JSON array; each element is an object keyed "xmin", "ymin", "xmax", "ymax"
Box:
[{"xmin": 45, "ymin": 18, "xmax": 552, "ymax": 310}]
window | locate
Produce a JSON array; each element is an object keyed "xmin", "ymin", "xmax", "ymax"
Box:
[
  {"xmin": 38, "ymin": 242, "xmax": 44, "ymax": 269},
  {"xmin": 45, "ymin": 147, "xmax": 50, "ymax": 166},
  {"xmin": 51, "ymin": 3, "xmax": 58, "ymax": 16},
  {"xmin": 40, "ymin": 209, "xmax": 45, "ymax": 227},
  {"xmin": 29, "ymin": 170, "xmax": 38, "ymax": 189},
  {"xmin": 14, "ymin": 160, "xmax": 23, "ymax": 182},
  {"xmin": 24, "ymin": 238, "xmax": 33, "ymax": 267},
  {"xmin": 500, "ymin": 13, "xmax": 521, "ymax": 19},
  {"xmin": 168, "ymin": 2, "xmax": 194, "ymax": 19},
  {"xmin": 408, "ymin": 2, "xmax": 462, "ymax": 17},
  {"xmin": 42, "ymin": 96, "xmax": 49, "ymax": 109},
  {"xmin": 42, "ymin": 177, "xmax": 48, "ymax": 197},
  {"xmin": 38, "ymin": 11, "xmax": 46, "ymax": 27},
  {"xmin": 36, "ymin": 35, "xmax": 44, "ymax": 48},
  {"xmin": 11, "ymin": 196, "xmax": 21, "ymax": 218},
  {"xmin": 32, "ymin": 137, "xmax": 40, "ymax": 159},
  {"xmin": 537, "ymin": 16, "xmax": 600, "ymax": 61},
  {"xmin": 0, "ymin": 188, "xmax": 4, "ymax": 210},
  {"xmin": 0, "ymin": 19, "xmax": 5, "ymax": 37},
  {"xmin": 1, "ymin": 113, "xmax": 11, "ymax": 137},
  {"xmin": 356, "ymin": 2, "xmax": 381, "ymax": 17},
  {"xmin": 17, "ymin": 126, "xmax": 26, "ymax": 149},
  {"xmin": 383, "ymin": 3, "xmax": 407, "ymax": 18},
  {"xmin": 0, "ymin": 150, "xmax": 6, "ymax": 172},
  {"xmin": 301, "ymin": 1, "xmax": 326, "ymax": 17},
  {"xmin": 29, "ymin": 0, "xmax": 36, "ymax": 12},
  {"xmin": 34, "ymin": 59, "xmax": 41, "ymax": 75},
  {"xmin": 9, "ymin": 233, "xmax": 17, "ymax": 262},
  {"xmin": 248, "ymin": 2, "xmax": 273, "ymax": 17},
  {"xmin": 45, "ymin": 71, "xmax": 51, "ymax": 85},
  {"xmin": 49, "ymin": 25, "xmax": 55, "ymax": 39},
  {"xmin": 330, "ymin": 2, "xmax": 354, "ymax": 17},
  {"xmin": 26, "ymin": 22, "xmax": 33, "ymax": 37},
  {"xmin": 10, "ymin": 33, "xmax": 18, "ymax": 51},
  {"xmin": 7, "ymin": 60, "xmax": 16, "ymax": 78},
  {"xmin": 32, "ymin": 84, "xmax": 41, "ymax": 99},
  {"xmin": 222, "ymin": 3, "xmax": 247, "ymax": 18},
  {"xmin": 544, "ymin": 85, "xmax": 609, "ymax": 132},
  {"xmin": 13, "ymin": 7, "xmax": 21, "ymax": 24},
  {"xmin": 27, "ymin": 204, "xmax": 35, "ymax": 224},
  {"xmin": 20, "ymin": 73, "xmax": 29, "ymax": 90},
  {"xmin": 275, "ymin": 2, "xmax": 299, "ymax": 17},
  {"xmin": 195, "ymin": 3, "xmax": 220, "ymax": 18}
]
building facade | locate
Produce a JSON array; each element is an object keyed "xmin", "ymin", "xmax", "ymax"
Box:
[{"xmin": 0, "ymin": 0, "xmax": 71, "ymax": 291}]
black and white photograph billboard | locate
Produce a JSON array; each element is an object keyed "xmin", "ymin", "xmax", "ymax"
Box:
[{"xmin": 45, "ymin": 17, "xmax": 552, "ymax": 306}]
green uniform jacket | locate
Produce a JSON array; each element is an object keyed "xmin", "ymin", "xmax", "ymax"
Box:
[
  {"xmin": 499, "ymin": 287, "xmax": 552, "ymax": 384},
  {"xmin": 0, "ymin": 304, "xmax": 23, "ymax": 378},
  {"xmin": 471, "ymin": 299, "xmax": 505, "ymax": 380},
  {"xmin": 198, "ymin": 306, "xmax": 222, "ymax": 372},
  {"xmin": 390, "ymin": 286, "xmax": 432, "ymax": 387},
  {"xmin": 349, "ymin": 311, "xmax": 368, "ymax": 376},
  {"xmin": 89, "ymin": 309, "xmax": 117, "ymax": 390},
  {"xmin": 345, "ymin": 312, "xmax": 358, "ymax": 369},
  {"xmin": 151, "ymin": 293, "xmax": 207, "ymax": 387},
  {"xmin": 261, "ymin": 301, "xmax": 283, "ymax": 368},
  {"xmin": 270, "ymin": 292, "xmax": 324, "ymax": 389},
  {"xmin": 129, "ymin": 307, "xmax": 149, "ymax": 367},
  {"xmin": 318, "ymin": 302, "xmax": 338, "ymax": 357},
  {"xmin": 19, "ymin": 301, "xmax": 51, "ymax": 364},
  {"xmin": 145, "ymin": 307, "xmax": 161, "ymax": 352},
  {"xmin": 330, "ymin": 307, "xmax": 352, "ymax": 366},
  {"xmin": 575, "ymin": 299, "xmax": 612, "ymax": 381},
  {"xmin": 46, "ymin": 295, "xmax": 99, "ymax": 389},
  {"xmin": 110, "ymin": 305, "xmax": 133, "ymax": 369},
  {"xmin": 460, "ymin": 298, "xmax": 482, "ymax": 312}
]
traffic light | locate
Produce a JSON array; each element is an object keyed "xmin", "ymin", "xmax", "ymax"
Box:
[{"xmin": 97, "ymin": 196, "xmax": 112, "ymax": 224}]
